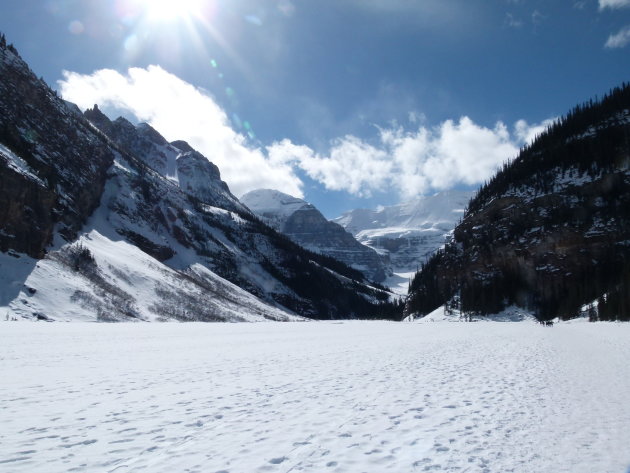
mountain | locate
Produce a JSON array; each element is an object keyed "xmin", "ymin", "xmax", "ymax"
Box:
[
  {"xmin": 0, "ymin": 37, "xmax": 398, "ymax": 322},
  {"xmin": 241, "ymin": 189, "xmax": 389, "ymax": 283},
  {"xmin": 406, "ymin": 83, "xmax": 630, "ymax": 322},
  {"xmin": 333, "ymin": 191, "xmax": 472, "ymax": 292}
]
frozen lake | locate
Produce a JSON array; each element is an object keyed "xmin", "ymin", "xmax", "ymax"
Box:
[{"xmin": 1, "ymin": 321, "xmax": 629, "ymax": 473}]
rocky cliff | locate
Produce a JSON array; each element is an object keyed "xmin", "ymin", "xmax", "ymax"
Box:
[
  {"xmin": 241, "ymin": 189, "xmax": 389, "ymax": 283},
  {"xmin": 0, "ymin": 45, "xmax": 114, "ymax": 257}
]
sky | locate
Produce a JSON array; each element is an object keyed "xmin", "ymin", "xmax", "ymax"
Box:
[{"xmin": 1, "ymin": 0, "xmax": 629, "ymax": 218}]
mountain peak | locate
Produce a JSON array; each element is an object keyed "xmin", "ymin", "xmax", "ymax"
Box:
[
  {"xmin": 241, "ymin": 189, "xmax": 389, "ymax": 283},
  {"xmin": 84, "ymin": 104, "xmax": 113, "ymax": 134},
  {"xmin": 136, "ymin": 122, "xmax": 169, "ymax": 146},
  {"xmin": 171, "ymin": 140, "xmax": 195, "ymax": 153},
  {"xmin": 241, "ymin": 189, "xmax": 311, "ymax": 221}
]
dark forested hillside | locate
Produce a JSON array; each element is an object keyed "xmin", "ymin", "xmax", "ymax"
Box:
[{"xmin": 406, "ymin": 83, "xmax": 630, "ymax": 321}]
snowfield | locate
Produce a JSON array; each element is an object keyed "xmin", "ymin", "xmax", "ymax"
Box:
[{"xmin": 1, "ymin": 322, "xmax": 629, "ymax": 473}]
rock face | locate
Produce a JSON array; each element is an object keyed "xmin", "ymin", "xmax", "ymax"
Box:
[
  {"xmin": 0, "ymin": 144, "xmax": 56, "ymax": 257},
  {"xmin": 241, "ymin": 189, "xmax": 389, "ymax": 283},
  {"xmin": 406, "ymin": 84, "xmax": 630, "ymax": 321},
  {"xmin": 334, "ymin": 191, "xmax": 472, "ymax": 273},
  {"xmin": 0, "ymin": 38, "xmax": 396, "ymax": 322},
  {"xmin": 84, "ymin": 107, "xmax": 243, "ymax": 212},
  {"xmin": 0, "ymin": 45, "xmax": 114, "ymax": 257}
]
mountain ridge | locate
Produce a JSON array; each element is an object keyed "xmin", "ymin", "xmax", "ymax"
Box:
[
  {"xmin": 0, "ymin": 38, "xmax": 398, "ymax": 322},
  {"xmin": 241, "ymin": 189, "xmax": 389, "ymax": 283}
]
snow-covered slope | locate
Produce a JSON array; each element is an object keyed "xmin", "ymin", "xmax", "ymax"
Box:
[
  {"xmin": 407, "ymin": 304, "xmax": 537, "ymax": 323},
  {"xmin": 0, "ymin": 39, "xmax": 395, "ymax": 322},
  {"xmin": 0, "ymin": 129, "xmax": 294, "ymax": 322},
  {"xmin": 334, "ymin": 191, "xmax": 472, "ymax": 292},
  {"xmin": 242, "ymin": 189, "xmax": 389, "ymax": 283},
  {"xmin": 0, "ymin": 231, "xmax": 297, "ymax": 322}
]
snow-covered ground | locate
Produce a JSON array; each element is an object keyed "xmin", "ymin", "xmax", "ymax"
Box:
[
  {"xmin": 384, "ymin": 270, "xmax": 416, "ymax": 295},
  {"xmin": 1, "ymin": 322, "xmax": 629, "ymax": 473},
  {"xmin": 410, "ymin": 304, "xmax": 538, "ymax": 323}
]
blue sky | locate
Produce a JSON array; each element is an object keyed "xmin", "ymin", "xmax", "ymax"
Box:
[{"xmin": 2, "ymin": 0, "xmax": 629, "ymax": 217}]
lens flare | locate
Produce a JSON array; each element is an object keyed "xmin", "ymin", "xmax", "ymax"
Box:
[{"xmin": 68, "ymin": 20, "xmax": 85, "ymax": 35}]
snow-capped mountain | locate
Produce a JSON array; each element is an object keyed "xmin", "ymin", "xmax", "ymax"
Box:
[
  {"xmin": 241, "ymin": 189, "xmax": 389, "ymax": 283},
  {"xmin": 85, "ymin": 106, "xmax": 243, "ymax": 212},
  {"xmin": 406, "ymin": 84, "xmax": 630, "ymax": 322},
  {"xmin": 0, "ymin": 38, "xmax": 396, "ymax": 322},
  {"xmin": 333, "ymin": 191, "xmax": 472, "ymax": 292},
  {"xmin": 240, "ymin": 189, "xmax": 309, "ymax": 230}
]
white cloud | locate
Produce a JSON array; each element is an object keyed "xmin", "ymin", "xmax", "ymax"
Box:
[
  {"xmin": 382, "ymin": 118, "xmax": 518, "ymax": 196},
  {"xmin": 531, "ymin": 10, "xmax": 545, "ymax": 27},
  {"xmin": 60, "ymin": 65, "xmax": 552, "ymax": 201},
  {"xmin": 514, "ymin": 118, "xmax": 556, "ymax": 144},
  {"xmin": 408, "ymin": 111, "xmax": 425, "ymax": 125},
  {"xmin": 605, "ymin": 25, "xmax": 630, "ymax": 48},
  {"xmin": 269, "ymin": 117, "xmax": 551, "ymax": 199},
  {"xmin": 268, "ymin": 137, "xmax": 391, "ymax": 197},
  {"xmin": 599, "ymin": 0, "xmax": 630, "ymax": 9},
  {"xmin": 58, "ymin": 66, "xmax": 303, "ymax": 198},
  {"xmin": 504, "ymin": 13, "xmax": 523, "ymax": 29}
]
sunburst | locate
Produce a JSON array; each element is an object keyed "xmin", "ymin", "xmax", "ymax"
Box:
[{"xmin": 135, "ymin": 0, "xmax": 205, "ymax": 22}]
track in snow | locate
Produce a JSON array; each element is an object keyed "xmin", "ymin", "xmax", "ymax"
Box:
[{"xmin": 1, "ymin": 322, "xmax": 629, "ymax": 473}]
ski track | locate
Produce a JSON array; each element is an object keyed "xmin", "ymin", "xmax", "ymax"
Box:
[{"xmin": 1, "ymin": 322, "xmax": 629, "ymax": 473}]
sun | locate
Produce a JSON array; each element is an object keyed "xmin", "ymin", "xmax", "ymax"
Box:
[{"xmin": 136, "ymin": 0, "xmax": 205, "ymax": 22}]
